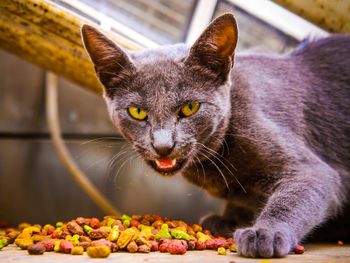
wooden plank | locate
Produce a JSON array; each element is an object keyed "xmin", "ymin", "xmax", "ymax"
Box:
[
  {"xmin": 272, "ymin": 0, "xmax": 350, "ymax": 33},
  {"xmin": 0, "ymin": 0, "xmax": 142, "ymax": 95},
  {"xmin": 1, "ymin": 244, "xmax": 349, "ymax": 263}
]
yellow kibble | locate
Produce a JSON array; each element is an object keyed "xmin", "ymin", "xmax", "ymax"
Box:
[
  {"xmin": 71, "ymin": 246, "xmax": 84, "ymax": 255},
  {"xmin": 15, "ymin": 239, "xmax": 33, "ymax": 250},
  {"xmin": 196, "ymin": 232, "xmax": 211, "ymax": 242},
  {"xmin": 217, "ymin": 247, "xmax": 227, "ymax": 255},
  {"xmin": 87, "ymin": 245, "xmax": 111, "ymax": 258},
  {"xmin": 117, "ymin": 227, "xmax": 137, "ymax": 248},
  {"xmin": 54, "ymin": 240, "xmax": 61, "ymax": 252},
  {"xmin": 229, "ymin": 243, "xmax": 237, "ymax": 252}
]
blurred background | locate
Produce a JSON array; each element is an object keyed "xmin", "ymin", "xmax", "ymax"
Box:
[{"xmin": 0, "ymin": 0, "xmax": 343, "ymax": 226}]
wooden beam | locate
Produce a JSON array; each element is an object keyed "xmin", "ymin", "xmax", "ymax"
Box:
[
  {"xmin": 0, "ymin": 0, "xmax": 142, "ymax": 94},
  {"xmin": 272, "ymin": 0, "xmax": 350, "ymax": 33}
]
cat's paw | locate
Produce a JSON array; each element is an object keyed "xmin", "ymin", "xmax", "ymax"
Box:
[
  {"xmin": 234, "ymin": 226, "xmax": 296, "ymax": 258},
  {"xmin": 200, "ymin": 214, "xmax": 236, "ymax": 237}
]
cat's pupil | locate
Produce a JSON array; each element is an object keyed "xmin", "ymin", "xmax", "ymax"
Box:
[
  {"xmin": 188, "ymin": 103, "xmax": 193, "ymax": 111},
  {"xmin": 137, "ymin": 108, "xmax": 141, "ymax": 115}
]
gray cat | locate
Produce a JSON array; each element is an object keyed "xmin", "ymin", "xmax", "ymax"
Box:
[{"xmin": 81, "ymin": 13, "xmax": 350, "ymax": 258}]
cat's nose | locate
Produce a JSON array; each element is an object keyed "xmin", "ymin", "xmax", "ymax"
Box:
[
  {"xmin": 152, "ymin": 142, "xmax": 175, "ymax": 156},
  {"xmin": 151, "ymin": 129, "xmax": 175, "ymax": 157}
]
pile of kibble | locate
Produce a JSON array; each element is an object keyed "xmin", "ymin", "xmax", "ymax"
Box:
[
  {"xmin": 0, "ymin": 214, "xmax": 240, "ymax": 258},
  {"xmin": 0, "ymin": 214, "xmax": 305, "ymax": 258}
]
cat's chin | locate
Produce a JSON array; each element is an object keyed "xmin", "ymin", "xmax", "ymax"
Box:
[{"xmin": 147, "ymin": 159, "xmax": 185, "ymax": 176}]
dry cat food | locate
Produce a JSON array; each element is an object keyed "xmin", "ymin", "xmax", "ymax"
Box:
[
  {"xmin": 0, "ymin": 215, "xmax": 235, "ymax": 258},
  {"xmin": 0, "ymin": 214, "xmax": 305, "ymax": 258}
]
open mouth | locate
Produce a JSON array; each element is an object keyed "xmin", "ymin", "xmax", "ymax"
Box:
[{"xmin": 148, "ymin": 158, "xmax": 185, "ymax": 175}]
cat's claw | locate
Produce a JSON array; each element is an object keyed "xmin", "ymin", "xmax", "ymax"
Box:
[{"xmin": 234, "ymin": 226, "xmax": 296, "ymax": 258}]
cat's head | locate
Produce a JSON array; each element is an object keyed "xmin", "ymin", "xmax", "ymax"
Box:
[{"xmin": 82, "ymin": 14, "xmax": 238, "ymax": 176}]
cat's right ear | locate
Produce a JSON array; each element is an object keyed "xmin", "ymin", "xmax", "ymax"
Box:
[
  {"xmin": 185, "ymin": 13, "xmax": 238, "ymax": 84},
  {"xmin": 81, "ymin": 25, "xmax": 135, "ymax": 96}
]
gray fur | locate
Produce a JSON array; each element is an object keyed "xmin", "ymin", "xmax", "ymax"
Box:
[{"xmin": 81, "ymin": 14, "xmax": 350, "ymax": 258}]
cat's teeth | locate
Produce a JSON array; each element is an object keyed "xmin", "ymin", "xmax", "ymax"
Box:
[{"xmin": 155, "ymin": 158, "xmax": 177, "ymax": 169}]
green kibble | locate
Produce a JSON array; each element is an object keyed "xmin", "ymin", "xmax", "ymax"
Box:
[
  {"xmin": 56, "ymin": 221, "xmax": 64, "ymax": 228},
  {"xmin": 171, "ymin": 229, "xmax": 190, "ymax": 241},
  {"xmin": 71, "ymin": 234, "xmax": 80, "ymax": 245},
  {"xmin": 72, "ymin": 234, "xmax": 80, "ymax": 241},
  {"xmin": 121, "ymin": 214, "xmax": 131, "ymax": 222},
  {"xmin": 123, "ymin": 219, "xmax": 131, "ymax": 228},
  {"xmin": 0, "ymin": 238, "xmax": 9, "ymax": 250},
  {"xmin": 83, "ymin": 225, "xmax": 93, "ymax": 234},
  {"xmin": 107, "ymin": 217, "xmax": 116, "ymax": 227},
  {"xmin": 155, "ymin": 224, "xmax": 171, "ymax": 241}
]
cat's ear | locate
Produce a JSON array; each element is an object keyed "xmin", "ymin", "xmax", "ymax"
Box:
[
  {"xmin": 81, "ymin": 25, "xmax": 135, "ymax": 96},
  {"xmin": 185, "ymin": 13, "xmax": 238, "ymax": 83}
]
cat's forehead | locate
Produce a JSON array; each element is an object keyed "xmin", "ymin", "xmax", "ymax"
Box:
[
  {"xmin": 129, "ymin": 45, "xmax": 192, "ymax": 96},
  {"xmin": 130, "ymin": 44, "xmax": 188, "ymax": 64},
  {"xmin": 116, "ymin": 44, "xmax": 217, "ymax": 110}
]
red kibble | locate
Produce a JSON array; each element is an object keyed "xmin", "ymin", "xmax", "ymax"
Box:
[
  {"xmin": 149, "ymin": 241, "xmax": 159, "ymax": 251},
  {"xmin": 205, "ymin": 238, "xmax": 227, "ymax": 250},
  {"xmin": 294, "ymin": 244, "xmax": 305, "ymax": 254},
  {"xmin": 130, "ymin": 219, "xmax": 139, "ymax": 228},
  {"xmin": 143, "ymin": 214, "xmax": 157, "ymax": 223},
  {"xmin": 338, "ymin": 240, "xmax": 344, "ymax": 246},
  {"xmin": 67, "ymin": 221, "xmax": 84, "ymax": 235},
  {"xmin": 131, "ymin": 215, "xmax": 142, "ymax": 221},
  {"xmin": 159, "ymin": 241, "xmax": 169, "ymax": 253},
  {"xmin": 188, "ymin": 240, "xmax": 196, "ymax": 250},
  {"xmin": 167, "ymin": 240, "xmax": 187, "ymax": 255},
  {"xmin": 89, "ymin": 229, "xmax": 108, "ymax": 240},
  {"xmin": 28, "ymin": 243, "xmax": 46, "ymax": 255},
  {"xmin": 39, "ymin": 239, "xmax": 55, "ymax": 251},
  {"xmin": 195, "ymin": 240, "xmax": 206, "ymax": 250},
  {"xmin": 51, "ymin": 230, "xmax": 61, "ymax": 239},
  {"xmin": 127, "ymin": 241, "xmax": 138, "ymax": 253},
  {"xmin": 45, "ymin": 227, "xmax": 55, "ymax": 235},
  {"xmin": 140, "ymin": 219, "xmax": 150, "ymax": 226},
  {"xmin": 60, "ymin": 241, "xmax": 73, "ymax": 254},
  {"xmin": 138, "ymin": 244, "xmax": 151, "ymax": 253},
  {"xmin": 90, "ymin": 218, "xmax": 100, "ymax": 229},
  {"xmin": 75, "ymin": 217, "xmax": 86, "ymax": 225},
  {"xmin": 79, "ymin": 241, "xmax": 91, "ymax": 250}
]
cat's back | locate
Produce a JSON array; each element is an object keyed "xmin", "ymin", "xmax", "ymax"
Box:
[{"xmin": 232, "ymin": 35, "xmax": 350, "ymax": 174}]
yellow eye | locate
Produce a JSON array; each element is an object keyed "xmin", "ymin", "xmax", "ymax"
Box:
[
  {"xmin": 180, "ymin": 101, "xmax": 200, "ymax": 117},
  {"xmin": 128, "ymin": 107, "xmax": 148, "ymax": 120}
]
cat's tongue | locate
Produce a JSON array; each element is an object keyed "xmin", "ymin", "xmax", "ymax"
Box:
[{"xmin": 155, "ymin": 158, "xmax": 176, "ymax": 169}]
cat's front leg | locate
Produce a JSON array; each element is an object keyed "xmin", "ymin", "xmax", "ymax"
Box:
[
  {"xmin": 201, "ymin": 202, "xmax": 255, "ymax": 237},
  {"xmin": 234, "ymin": 162, "xmax": 343, "ymax": 258}
]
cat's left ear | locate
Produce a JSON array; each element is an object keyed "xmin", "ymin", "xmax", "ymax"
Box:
[
  {"xmin": 185, "ymin": 13, "xmax": 238, "ymax": 83},
  {"xmin": 81, "ymin": 25, "xmax": 135, "ymax": 96}
]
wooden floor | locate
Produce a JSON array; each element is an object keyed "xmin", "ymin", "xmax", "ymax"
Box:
[{"xmin": 1, "ymin": 244, "xmax": 349, "ymax": 263}]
